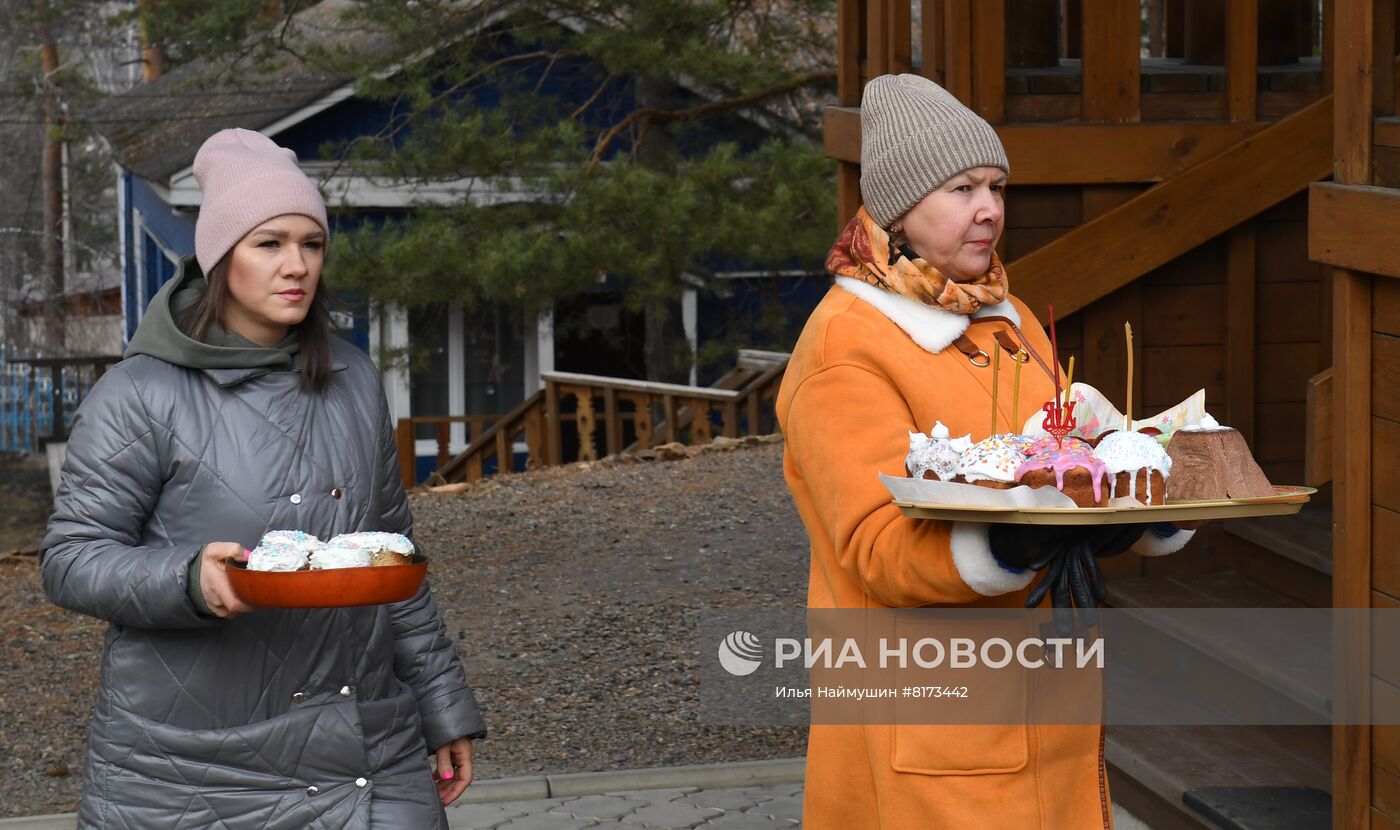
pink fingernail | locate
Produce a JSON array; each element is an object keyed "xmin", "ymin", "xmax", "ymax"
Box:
[
  {"xmin": 441, "ymin": 769, "xmax": 454, "ymax": 781},
  {"xmin": 241, "ymin": 548, "xmax": 251, "ymax": 560}
]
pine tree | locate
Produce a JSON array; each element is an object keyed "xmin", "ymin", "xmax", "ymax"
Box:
[{"xmin": 318, "ymin": 0, "xmax": 838, "ymax": 381}]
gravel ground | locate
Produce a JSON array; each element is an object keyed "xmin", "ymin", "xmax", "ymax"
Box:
[{"xmin": 0, "ymin": 438, "xmax": 809, "ymax": 818}]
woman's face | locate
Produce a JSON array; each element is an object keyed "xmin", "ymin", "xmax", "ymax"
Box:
[
  {"xmin": 896, "ymin": 166, "xmax": 1006, "ymax": 283},
  {"xmin": 222, "ymin": 214, "xmax": 325, "ymax": 347}
]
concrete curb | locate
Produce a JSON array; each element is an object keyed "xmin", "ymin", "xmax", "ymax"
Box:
[{"xmin": 0, "ymin": 758, "xmax": 807, "ymax": 828}]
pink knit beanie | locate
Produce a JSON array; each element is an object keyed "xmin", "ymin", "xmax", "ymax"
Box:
[{"xmin": 192, "ymin": 128, "xmax": 329, "ymax": 275}]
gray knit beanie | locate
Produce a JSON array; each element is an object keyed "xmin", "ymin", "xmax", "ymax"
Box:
[{"xmin": 859, "ymin": 74, "xmax": 1010, "ymax": 229}]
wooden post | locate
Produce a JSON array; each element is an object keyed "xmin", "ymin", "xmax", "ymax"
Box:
[
  {"xmin": 495, "ymin": 428, "xmax": 511, "ymax": 474},
  {"xmin": 1146, "ymin": 0, "xmax": 1165, "ymax": 57},
  {"xmin": 944, "ymin": 0, "xmax": 973, "ymax": 102},
  {"xmin": 1006, "ymin": 0, "xmax": 1060, "ymax": 67},
  {"xmin": 395, "ymin": 420, "xmax": 416, "ymax": 489},
  {"xmin": 630, "ymin": 394, "xmax": 654, "ymax": 449},
  {"xmin": 523, "ymin": 404, "xmax": 544, "ymax": 470},
  {"xmin": 1226, "ymin": 0, "xmax": 1259, "ymax": 122},
  {"xmin": 1331, "ymin": 3, "xmax": 1375, "ymax": 827},
  {"xmin": 837, "ymin": 0, "xmax": 863, "ymax": 234},
  {"xmin": 1165, "ymin": 0, "xmax": 1186, "ymax": 58},
  {"xmin": 867, "ymin": 0, "xmax": 890, "ymax": 77},
  {"xmin": 603, "ymin": 386, "xmax": 621, "ymax": 456},
  {"xmin": 971, "ymin": 0, "xmax": 1006, "ymax": 121},
  {"xmin": 435, "ymin": 422, "xmax": 450, "ymax": 469},
  {"xmin": 692, "ymin": 400, "xmax": 714, "ymax": 443},
  {"xmin": 545, "ymin": 380, "xmax": 563, "ymax": 466},
  {"xmin": 1081, "ymin": 0, "xmax": 1141, "ymax": 123},
  {"xmin": 1063, "ymin": 0, "xmax": 1083, "ymax": 59},
  {"xmin": 724, "ymin": 401, "xmax": 740, "ymax": 438},
  {"xmin": 746, "ymin": 390, "xmax": 762, "ymax": 436},
  {"xmin": 1225, "ymin": 221, "xmax": 1257, "ymax": 445},
  {"xmin": 662, "ymin": 394, "xmax": 679, "ymax": 443},
  {"xmin": 887, "ymin": 0, "xmax": 912, "ymax": 74},
  {"xmin": 573, "ymin": 388, "xmax": 598, "ymax": 461},
  {"xmin": 1375, "ymin": 0, "xmax": 1397, "ymax": 116},
  {"xmin": 922, "ymin": 0, "xmax": 946, "ymax": 83}
]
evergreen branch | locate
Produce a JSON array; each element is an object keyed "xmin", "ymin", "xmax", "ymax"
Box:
[
  {"xmin": 586, "ymin": 68, "xmax": 835, "ymax": 171},
  {"xmin": 569, "ymin": 71, "xmax": 616, "ymax": 119}
]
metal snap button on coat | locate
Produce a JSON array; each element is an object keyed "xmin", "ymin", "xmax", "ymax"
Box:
[
  {"xmin": 339, "ymin": 685, "xmax": 352, "ymax": 696},
  {"xmin": 306, "ymin": 785, "xmax": 319, "ymax": 796},
  {"xmin": 331, "ymin": 488, "xmax": 343, "ymax": 499},
  {"xmin": 291, "ymin": 691, "xmax": 306, "ymax": 703},
  {"xmin": 290, "ymin": 493, "xmax": 303, "ymax": 505},
  {"xmin": 355, "ymin": 777, "xmax": 368, "ymax": 788}
]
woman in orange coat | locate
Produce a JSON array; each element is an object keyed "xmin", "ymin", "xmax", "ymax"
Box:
[{"xmin": 776, "ymin": 74, "xmax": 1195, "ymax": 829}]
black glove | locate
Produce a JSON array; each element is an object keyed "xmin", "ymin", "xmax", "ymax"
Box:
[
  {"xmin": 1020, "ymin": 523, "xmax": 1151, "ymax": 635},
  {"xmin": 987, "ymin": 523, "xmax": 1076, "ymax": 572}
]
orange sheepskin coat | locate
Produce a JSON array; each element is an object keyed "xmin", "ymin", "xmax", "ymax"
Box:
[{"xmin": 776, "ymin": 278, "xmax": 1114, "ymax": 830}]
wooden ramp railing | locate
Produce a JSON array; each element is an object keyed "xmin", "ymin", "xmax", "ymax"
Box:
[{"xmin": 398, "ymin": 350, "xmax": 788, "ymax": 488}]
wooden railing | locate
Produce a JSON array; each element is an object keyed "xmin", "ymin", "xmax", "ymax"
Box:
[
  {"xmin": 393, "ymin": 414, "xmax": 504, "ymax": 488},
  {"xmin": 400, "ymin": 350, "xmax": 789, "ymax": 488}
]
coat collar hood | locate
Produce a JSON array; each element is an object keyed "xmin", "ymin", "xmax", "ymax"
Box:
[
  {"xmin": 834, "ymin": 276, "xmax": 1021, "ymax": 354},
  {"xmin": 124, "ymin": 255, "xmax": 346, "ymax": 385}
]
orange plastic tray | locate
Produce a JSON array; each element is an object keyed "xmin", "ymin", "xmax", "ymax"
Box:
[{"xmin": 225, "ymin": 554, "xmax": 428, "ymax": 608}]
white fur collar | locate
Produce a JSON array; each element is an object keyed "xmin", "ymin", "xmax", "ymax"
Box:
[{"xmin": 835, "ymin": 276, "xmax": 1022, "ymax": 355}]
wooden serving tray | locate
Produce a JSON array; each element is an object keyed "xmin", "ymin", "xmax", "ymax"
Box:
[
  {"xmin": 225, "ymin": 554, "xmax": 428, "ymax": 608},
  {"xmin": 894, "ymin": 486, "xmax": 1316, "ymax": 526}
]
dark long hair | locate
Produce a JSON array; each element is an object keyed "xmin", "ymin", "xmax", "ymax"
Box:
[{"xmin": 179, "ymin": 258, "xmax": 335, "ymax": 394}]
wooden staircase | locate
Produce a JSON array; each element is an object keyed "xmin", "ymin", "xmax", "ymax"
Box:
[{"xmin": 1103, "ymin": 505, "xmax": 1335, "ymax": 830}]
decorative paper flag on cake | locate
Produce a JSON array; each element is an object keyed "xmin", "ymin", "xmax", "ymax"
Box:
[{"xmin": 1020, "ymin": 382, "xmax": 1206, "ymax": 441}]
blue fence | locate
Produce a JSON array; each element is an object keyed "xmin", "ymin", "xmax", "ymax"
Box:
[{"xmin": 0, "ymin": 349, "xmax": 110, "ymax": 453}]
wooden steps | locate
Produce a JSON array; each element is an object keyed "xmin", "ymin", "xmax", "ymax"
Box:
[
  {"xmin": 1225, "ymin": 504, "xmax": 1333, "ymax": 608},
  {"xmin": 1102, "ymin": 572, "xmax": 1332, "ymax": 829}
]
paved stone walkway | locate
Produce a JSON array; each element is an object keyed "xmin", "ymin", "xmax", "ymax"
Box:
[
  {"xmin": 445, "ymin": 783, "xmax": 803, "ymax": 829},
  {"xmin": 444, "ymin": 782, "xmax": 1155, "ymax": 829}
]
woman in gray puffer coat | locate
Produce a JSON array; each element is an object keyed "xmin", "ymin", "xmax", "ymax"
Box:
[{"xmin": 40, "ymin": 129, "xmax": 485, "ymax": 829}]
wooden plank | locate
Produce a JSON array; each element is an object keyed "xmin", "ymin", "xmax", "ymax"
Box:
[
  {"xmin": 1227, "ymin": 0, "xmax": 1259, "ymax": 122},
  {"xmin": 1335, "ymin": 266, "xmax": 1375, "ymax": 830},
  {"xmin": 1139, "ymin": 284, "xmax": 1226, "ymax": 346},
  {"xmin": 1258, "ymin": 281, "xmax": 1324, "ymax": 342},
  {"xmin": 1377, "ymin": 334, "xmax": 1400, "ymax": 423},
  {"xmin": 1081, "ymin": 0, "xmax": 1141, "ymax": 122},
  {"xmin": 1257, "ymin": 342, "xmax": 1323, "ymax": 403},
  {"xmin": 1142, "ymin": 345, "xmax": 1224, "ymax": 409},
  {"xmin": 541, "ymin": 371, "xmax": 741, "ymax": 401},
  {"xmin": 1253, "ymin": 401, "xmax": 1305, "ymax": 462},
  {"xmin": 920, "ymin": 0, "xmax": 946, "ymax": 84},
  {"xmin": 1003, "ymin": 186, "xmax": 1081, "ymax": 231},
  {"xmin": 1377, "ymin": 805, "xmax": 1400, "ymax": 830},
  {"xmin": 1305, "ymin": 367, "xmax": 1333, "ymax": 487},
  {"xmin": 1013, "ymin": 96, "xmax": 1333, "ymax": 317},
  {"xmin": 1377, "ymin": 272, "xmax": 1400, "ymax": 335},
  {"xmin": 943, "ymin": 0, "xmax": 972, "ymax": 102},
  {"xmin": 1228, "ymin": 221, "xmax": 1258, "ymax": 444},
  {"xmin": 1376, "ymin": 415, "xmax": 1400, "ymax": 515},
  {"xmin": 1005, "ymin": 92, "xmax": 1081, "ymax": 122},
  {"xmin": 1005, "ymin": 226, "xmax": 1072, "ymax": 261},
  {"xmin": 1377, "ymin": 116, "xmax": 1400, "ymax": 148},
  {"xmin": 837, "ymin": 162, "xmax": 860, "ymax": 233},
  {"xmin": 1382, "ymin": 723, "xmax": 1400, "ymax": 781},
  {"xmin": 970, "ymin": 0, "xmax": 1005, "ymax": 122},
  {"xmin": 1144, "ymin": 237, "xmax": 1226, "ymax": 286},
  {"xmin": 1258, "ymin": 89, "xmax": 1326, "ymax": 120},
  {"xmin": 1377, "ymin": 765, "xmax": 1400, "ymax": 830},
  {"xmin": 1080, "ymin": 284, "xmax": 1144, "ymax": 419},
  {"xmin": 545, "ymin": 381, "xmax": 563, "ymax": 466},
  {"xmin": 1310, "ymin": 183, "xmax": 1400, "ymax": 279},
  {"xmin": 1322, "ymin": 0, "xmax": 1335, "ymax": 94},
  {"xmin": 838, "ymin": 0, "xmax": 862, "ymax": 105},
  {"xmin": 1377, "ymin": 505, "xmax": 1400, "ymax": 600},
  {"xmin": 1140, "ymin": 91, "xmax": 1227, "ymax": 121},
  {"xmin": 1334, "ymin": 0, "xmax": 1374, "ymax": 184}
]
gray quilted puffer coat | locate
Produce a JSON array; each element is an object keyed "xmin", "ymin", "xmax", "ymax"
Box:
[{"xmin": 40, "ymin": 290, "xmax": 485, "ymax": 828}]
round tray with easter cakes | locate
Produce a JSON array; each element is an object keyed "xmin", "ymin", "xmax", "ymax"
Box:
[
  {"xmin": 885, "ymin": 314, "xmax": 1313, "ymax": 525},
  {"xmin": 225, "ymin": 530, "xmax": 427, "ymax": 607}
]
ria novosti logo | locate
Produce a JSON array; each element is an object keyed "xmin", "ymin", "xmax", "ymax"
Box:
[{"xmin": 717, "ymin": 630, "xmax": 764, "ymax": 676}]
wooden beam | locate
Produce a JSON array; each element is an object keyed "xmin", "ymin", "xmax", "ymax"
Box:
[
  {"xmin": 943, "ymin": 0, "xmax": 972, "ymax": 102},
  {"xmin": 1309, "ymin": 182, "xmax": 1400, "ymax": 280},
  {"xmin": 1227, "ymin": 0, "xmax": 1259, "ymax": 122},
  {"xmin": 1011, "ymin": 96, "xmax": 1333, "ymax": 316},
  {"xmin": 1333, "ymin": 267, "xmax": 1373, "ymax": 830},
  {"xmin": 970, "ymin": 0, "xmax": 1006, "ymax": 122},
  {"xmin": 838, "ymin": 0, "xmax": 862, "ymax": 106},
  {"xmin": 1334, "ymin": 0, "xmax": 1374, "ymax": 183},
  {"xmin": 1081, "ymin": 0, "xmax": 1141, "ymax": 122},
  {"xmin": 822, "ymin": 108, "xmax": 1264, "ymax": 180},
  {"xmin": 1226, "ymin": 221, "xmax": 1257, "ymax": 445}
]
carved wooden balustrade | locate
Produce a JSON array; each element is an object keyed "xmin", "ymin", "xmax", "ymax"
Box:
[{"xmin": 397, "ymin": 350, "xmax": 789, "ymax": 487}]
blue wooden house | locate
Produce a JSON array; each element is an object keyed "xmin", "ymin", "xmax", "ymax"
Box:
[{"xmin": 91, "ymin": 0, "xmax": 829, "ymax": 480}]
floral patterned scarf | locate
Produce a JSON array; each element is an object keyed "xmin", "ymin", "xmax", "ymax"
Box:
[{"xmin": 824, "ymin": 206, "xmax": 1008, "ymax": 315}]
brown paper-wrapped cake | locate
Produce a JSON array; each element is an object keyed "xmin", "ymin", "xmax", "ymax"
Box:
[{"xmin": 1165, "ymin": 415, "xmax": 1273, "ymax": 500}]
